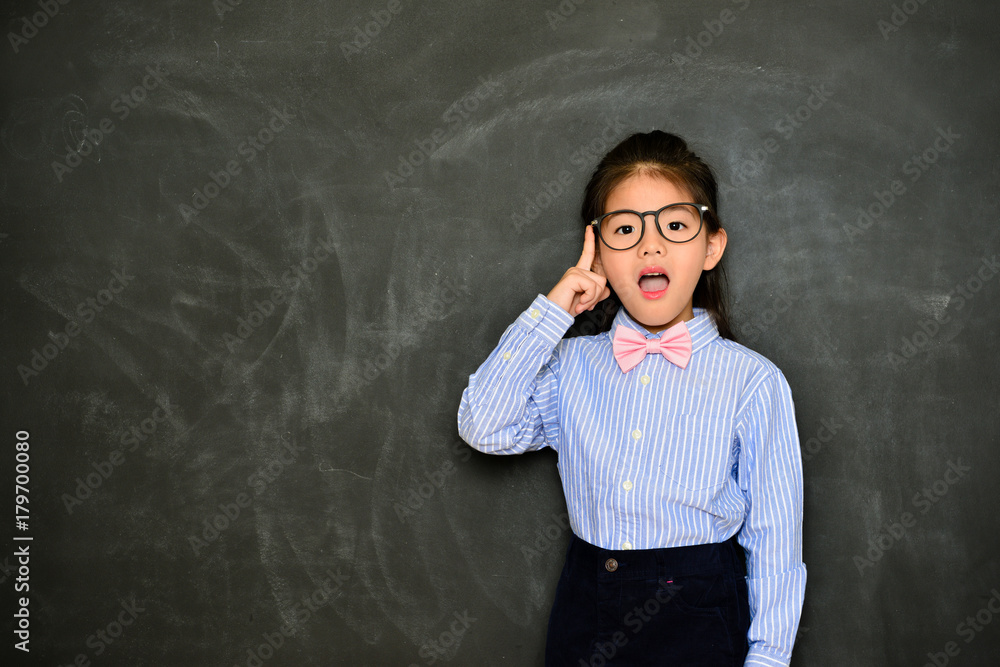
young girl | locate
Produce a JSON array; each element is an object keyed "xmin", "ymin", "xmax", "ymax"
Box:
[{"xmin": 457, "ymin": 131, "xmax": 805, "ymax": 666}]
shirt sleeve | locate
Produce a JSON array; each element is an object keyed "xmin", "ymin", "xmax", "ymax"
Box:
[
  {"xmin": 735, "ymin": 369, "xmax": 807, "ymax": 667},
  {"xmin": 457, "ymin": 294, "xmax": 575, "ymax": 455}
]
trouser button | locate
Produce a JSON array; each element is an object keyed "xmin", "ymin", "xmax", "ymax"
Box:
[{"xmin": 604, "ymin": 558, "xmax": 618, "ymax": 572}]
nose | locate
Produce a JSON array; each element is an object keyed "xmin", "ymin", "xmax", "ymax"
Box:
[{"xmin": 637, "ymin": 212, "xmax": 668, "ymax": 255}]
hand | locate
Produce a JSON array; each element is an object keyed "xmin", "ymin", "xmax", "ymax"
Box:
[{"xmin": 546, "ymin": 225, "xmax": 611, "ymax": 316}]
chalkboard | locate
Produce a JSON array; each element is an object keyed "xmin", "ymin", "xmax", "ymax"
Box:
[{"xmin": 2, "ymin": 0, "xmax": 999, "ymax": 665}]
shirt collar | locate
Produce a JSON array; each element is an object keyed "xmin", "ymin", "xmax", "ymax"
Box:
[{"xmin": 609, "ymin": 305, "xmax": 719, "ymax": 355}]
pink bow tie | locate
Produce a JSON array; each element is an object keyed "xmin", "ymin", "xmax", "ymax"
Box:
[{"xmin": 612, "ymin": 321, "xmax": 692, "ymax": 373}]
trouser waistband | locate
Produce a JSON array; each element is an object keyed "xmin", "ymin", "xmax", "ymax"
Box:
[{"xmin": 565, "ymin": 532, "xmax": 747, "ymax": 581}]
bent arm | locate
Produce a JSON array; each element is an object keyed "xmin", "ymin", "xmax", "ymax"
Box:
[{"xmin": 458, "ymin": 294, "xmax": 575, "ymax": 455}]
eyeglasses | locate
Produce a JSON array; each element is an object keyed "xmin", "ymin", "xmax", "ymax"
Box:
[{"xmin": 591, "ymin": 203, "xmax": 709, "ymax": 250}]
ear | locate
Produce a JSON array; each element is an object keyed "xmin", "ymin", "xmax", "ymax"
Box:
[{"xmin": 703, "ymin": 228, "xmax": 728, "ymax": 271}]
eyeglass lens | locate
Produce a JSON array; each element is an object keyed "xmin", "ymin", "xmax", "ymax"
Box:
[{"xmin": 598, "ymin": 204, "xmax": 702, "ymax": 249}]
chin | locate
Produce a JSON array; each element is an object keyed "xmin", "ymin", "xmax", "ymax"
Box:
[{"xmin": 626, "ymin": 301, "xmax": 681, "ymax": 327}]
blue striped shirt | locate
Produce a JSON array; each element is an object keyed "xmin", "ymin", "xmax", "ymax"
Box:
[{"xmin": 457, "ymin": 293, "xmax": 806, "ymax": 667}]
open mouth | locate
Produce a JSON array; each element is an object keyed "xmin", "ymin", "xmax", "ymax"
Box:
[{"xmin": 638, "ymin": 270, "xmax": 669, "ymax": 297}]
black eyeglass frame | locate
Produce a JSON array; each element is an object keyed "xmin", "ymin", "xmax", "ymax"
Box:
[{"xmin": 590, "ymin": 203, "xmax": 710, "ymax": 251}]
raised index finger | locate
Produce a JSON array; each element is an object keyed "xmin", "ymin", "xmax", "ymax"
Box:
[{"xmin": 575, "ymin": 223, "xmax": 596, "ymax": 270}]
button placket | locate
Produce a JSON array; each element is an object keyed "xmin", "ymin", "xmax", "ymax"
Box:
[
  {"xmin": 620, "ymin": 435, "xmax": 639, "ymax": 551},
  {"xmin": 614, "ymin": 343, "xmax": 646, "ymax": 567}
]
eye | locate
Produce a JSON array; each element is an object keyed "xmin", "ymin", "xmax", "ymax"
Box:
[
  {"xmin": 665, "ymin": 220, "xmax": 686, "ymax": 231},
  {"xmin": 601, "ymin": 212, "xmax": 639, "ymax": 236}
]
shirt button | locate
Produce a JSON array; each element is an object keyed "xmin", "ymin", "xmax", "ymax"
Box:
[
  {"xmin": 502, "ymin": 352, "xmax": 511, "ymax": 360},
  {"xmin": 622, "ymin": 541, "xmax": 633, "ymax": 550},
  {"xmin": 622, "ymin": 480, "xmax": 633, "ymax": 491},
  {"xmin": 604, "ymin": 558, "xmax": 618, "ymax": 572},
  {"xmin": 640, "ymin": 375, "xmax": 650, "ymax": 385},
  {"xmin": 631, "ymin": 429, "xmax": 641, "ymax": 440},
  {"xmin": 530, "ymin": 308, "xmax": 541, "ymax": 319}
]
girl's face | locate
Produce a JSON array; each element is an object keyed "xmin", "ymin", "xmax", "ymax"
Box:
[{"xmin": 592, "ymin": 172, "xmax": 727, "ymax": 333}]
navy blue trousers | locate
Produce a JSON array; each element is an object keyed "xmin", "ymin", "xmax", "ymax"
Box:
[{"xmin": 545, "ymin": 533, "xmax": 750, "ymax": 666}]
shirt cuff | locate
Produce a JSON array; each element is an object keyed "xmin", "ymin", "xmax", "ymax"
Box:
[
  {"xmin": 513, "ymin": 294, "xmax": 575, "ymax": 347},
  {"xmin": 744, "ymin": 647, "xmax": 792, "ymax": 667}
]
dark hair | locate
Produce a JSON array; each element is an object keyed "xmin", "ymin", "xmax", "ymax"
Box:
[{"xmin": 580, "ymin": 130, "xmax": 736, "ymax": 341}]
